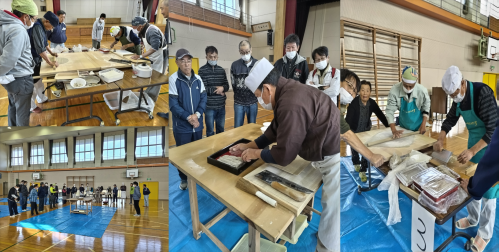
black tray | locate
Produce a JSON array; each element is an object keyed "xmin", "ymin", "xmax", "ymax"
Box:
[{"xmin": 207, "ymin": 138, "xmax": 258, "ymax": 175}]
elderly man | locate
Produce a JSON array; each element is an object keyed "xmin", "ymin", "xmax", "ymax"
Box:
[
  {"xmin": 433, "ymin": 66, "xmax": 498, "ymax": 252},
  {"xmin": 47, "ymin": 10, "xmax": 67, "ymax": 48},
  {"xmin": 109, "ymin": 25, "xmax": 141, "ymax": 55},
  {"xmin": 0, "ymin": 0, "xmax": 38, "ymax": 126},
  {"xmin": 198, "ymin": 46, "xmax": 229, "ymax": 136},
  {"xmin": 385, "ymin": 66, "xmax": 431, "ymax": 138},
  {"xmin": 306, "ymin": 46, "xmax": 340, "ymax": 105},
  {"xmin": 169, "ymin": 48, "xmax": 207, "ymax": 190},
  {"xmin": 273, "ymin": 33, "xmax": 309, "ymax": 84},
  {"xmin": 29, "ymin": 11, "xmax": 60, "ymax": 115},
  {"xmin": 229, "ymin": 57, "xmax": 340, "ymax": 252},
  {"xmin": 131, "ymin": 16, "xmax": 167, "ymax": 103},
  {"xmin": 231, "ymin": 40, "xmax": 258, "ymax": 128}
]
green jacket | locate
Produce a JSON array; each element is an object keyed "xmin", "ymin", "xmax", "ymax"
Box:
[{"xmin": 130, "ymin": 186, "xmax": 134, "ymax": 195}]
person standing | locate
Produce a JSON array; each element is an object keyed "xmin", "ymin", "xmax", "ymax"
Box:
[
  {"xmin": 112, "ymin": 184, "xmax": 118, "ymax": 203},
  {"xmin": 130, "ymin": 16, "xmax": 167, "ymax": 103},
  {"xmin": 49, "ymin": 184, "xmax": 56, "ymax": 209},
  {"xmin": 92, "ymin": 13, "xmax": 106, "ymax": 49},
  {"xmin": 120, "ymin": 182, "xmax": 127, "ymax": 202},
  {"xmin": 37, "ymin": 183, "xmax": 46, "ymax": 212},
  {"xmin": 79, "ymin": 184, "xmax": 84, "ymax": 195},
  {"xmin": 47, "ymin": 10, "xmax": 66, "ymax": 48},
  {"xmin": 132, "ymin": 182, "xmax": 141, "ymax": 217},
  {"xmin": 198, "ymin": 46, "xmax": 229, "ymax": 137},
  {"xmin": 0, "ymin": 0, "xmax": 38, "ymax": 126},
  {"xmin": 169, "ymin": 48, "xmax": 207, "ymax": 190},
  {"xmin": 29, "ymin": 184, "xmax": 39, "ymax": 215},
  {"xmin": 109, "ymin": 25, "xmax": 141, "ymax": 55},
  {"xmin": 29, "ymin": 11, "xmax": 59, "ymax": 114},
  {"xmin": 8, "ymin": 184, "xmax": 20, "ymax": 217},
  {"xmin": 385, "ymin": 66, "xmax": 431, "ymax": 138},
  {"xmin": 129, "ymin": 183, "xmax": 134, "ymax": 204},
  {"xmin": 20, "ymin": 180, "xmax": 28, "ymax": 211},
  {"xmin": 54, "ymin": 183, "xmax": 59, "ymax": 203},
  {"xmin": 71, "ymin": 184, "xmax": 77, "ymax": 198},
  {"xmin": 44, "ymin": 182, "xmax": 49, "ymax": 205},
  {"xmin": 434, "ymin": 66, "xmax": 498, "ymax": 251},
  {"xmin": 143, "ymin": 184, "xmax": 150, "ymax": 207},
  {"xmin": 231, "ymin": 40, "xmax": 258, "ymax": 128},
  {"xmin": 306, "ymin": 46, "xmax": 340, "ymax": 105},
  {"xmin": 61, "ymin": 185, "xmax": 67, "ymax": 204},
  {"xmin": 273, "ymin": 34, "xmax": 309, "ymax": 84}
]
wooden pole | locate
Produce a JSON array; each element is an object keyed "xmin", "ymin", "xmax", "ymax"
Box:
[
  {"xmin": 418, "ymin": 39, "xmax": 422, "ymax": 82},
  {"xmin": 372, "ymin": 28, "xmax": 379, "ymax": 128},
  {"xmin": 273, "ymin": 0, "xmax": 286, "ymax": 62},
  {"xmin": 398, "ymin": 35, "xmax": 402, "ymax": 81}
]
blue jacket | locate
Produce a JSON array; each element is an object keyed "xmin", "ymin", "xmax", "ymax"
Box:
[
  {"xmin": 132, "ymin": 186, "xmax": 141, "ymax": 200},
  {"xmin": 468, "ymin": 118, "xmax": 499, "ymax": 199},
  {"xmin": 169, "ymin": 69, "xmax": 207, "ymax": 134},
  {"xmin": 47, "ymin": 22, "xmax": 67, "ymax": 44},
  {"xmin": 113, "ymin": 187, "xmax": 118, "ymax": 195},
  {"xmin": 38, "ymin": 186, "xmax": 47, "ymax": 198},
  {"xmin": 143, "ymin": 188, "xmax": 150, "ymax": 195},
  {"xmin": 29, "ymin": 188, "xmax": 38, "ymax": 202}
]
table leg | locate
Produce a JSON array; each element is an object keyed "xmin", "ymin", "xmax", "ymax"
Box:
[
  {"xmin": 187, "ymin": 176, "xmax": 202, "ymax": 240},
  {"xmin": 61, "ymin": 95, "xmax": 103, "ymax": 126},
  {"xmin": 248, "ymin": 223, "xmax": 260, "ymax": 252}
]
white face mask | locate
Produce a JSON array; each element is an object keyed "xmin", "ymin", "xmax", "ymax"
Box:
[
  {"xmin": 286, "ymin": 51, "xmax": 296, "ymax": 59},
  {"xmin": 315, "ymin": 60, "xmax": 327, "ymax": 70},
  {"xmin": 453, "ymin": 91, "xmax": 464, "ymax": 103},
  {"xmin": 257, "ymin": 87, "xmax": 273, "ymax": 110},
  {"xmin": 402, "ymin": 85, "xmax": 414, "ymax": 94},
  {"xmin": 340, "ymin": 87, "xmax": 354, "ymax": 105},
  {"xmin": 23, "ymin": 16, "xmax": 34, "ymax": 30},
  {"xmin": 208, "ymin": 60, "xmax": 217, "ymax": 66},
  {"xmin": 241, "ymin": 53, "xmax": 251, "ymax": 62},
  {"xmin": 132, "ymin": 29, "xmax": 139, "ymax": 35}
]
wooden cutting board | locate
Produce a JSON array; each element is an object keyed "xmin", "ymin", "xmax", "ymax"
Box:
[
  {"xmin": 238, "ymin": 163, "xmax": 322, "ymax": 216},
  {"xmin": 356, "ymin": 126, "xmax": 437, "ymax": 160},
  {"xmin": 269, "ymin": 155, "xmax": 311, "ymax": 175},
  {"xmin": 40, "ymin": 53, "xmax": 101, "ymax": 77}
]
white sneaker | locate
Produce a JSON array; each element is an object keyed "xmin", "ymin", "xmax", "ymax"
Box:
[
  {"xmin": 10, "ymin": 216, "xmax": 14, "ymax": 218},
  {"xmin": 136, "ymin": 215, "xmax": 141, "ymax": 217},
  {"xmin": 133, "ymin": 214, "xmax": 138, "ymax": 216}
]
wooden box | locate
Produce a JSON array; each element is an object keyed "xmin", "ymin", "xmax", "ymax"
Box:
[{"xmin": 65, "ymin": 83, "xmax": 108, "ymax": 96}]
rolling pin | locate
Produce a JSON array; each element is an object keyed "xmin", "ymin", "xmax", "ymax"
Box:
[
  {"xmin": 236, "ymin": 179, "xmax": 277, "ymax": 207},
  {"xmin": 366, "ymin": 131, "xmax": 420, "ymax": 147}
]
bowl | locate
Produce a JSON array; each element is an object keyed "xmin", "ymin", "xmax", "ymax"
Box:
[
  {"xmin": 261, "ymin": 126, "xmax": 268, "ymax": 134},
  {"xmin": 263, "ymin": 122, "xmax": 271, "ymax": 127},
  {"xmin": 70, "ymin": 78, "xmax": 87, "ymax": 89}
]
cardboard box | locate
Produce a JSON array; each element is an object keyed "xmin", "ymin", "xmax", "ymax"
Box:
[{"xmin": 65, "ymin": 83, "xmax": 108, "ymax": 96}]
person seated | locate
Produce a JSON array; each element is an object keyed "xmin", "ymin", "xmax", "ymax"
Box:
[{"xmin": 345, "ymin": 80, "xmax": 389, "ymax": 182}]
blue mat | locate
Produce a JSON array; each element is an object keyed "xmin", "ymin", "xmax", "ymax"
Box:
[
  {"xmin": 11, "ymin": 206, "xmax": 117, "ymax": 238},
  {"xmin": 169, "ymin": 163, "xmax": 321, "ymax": 252},
  {"xmin": 0, "ymin": 198, "xmax": 8, "ymax": 202},
  {"xmin": 340, "ymin": 156, "xmax": 499, "ymax": 252},
  {"xmin": 0, "ymin": 204, "xmax": 31, "ymax": 218}
]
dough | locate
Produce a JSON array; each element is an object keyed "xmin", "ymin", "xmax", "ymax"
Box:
[
  {"xmin": 366, "ymin": 128, "xmax": 415, "ymax": 148},
  {"xmin": 218, "ymin": 155, "xmax": 244, "ymax": 168}
]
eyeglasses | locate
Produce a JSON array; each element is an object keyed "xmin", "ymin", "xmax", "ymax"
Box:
[
  {"xmin": 239, "ymin": 50, "xmax": 250, "ymax": 55},
  {"xmin": 179, "ymin": 59, "xmax": 192, "ymax": 65},
  {"xmin": 346, "ymin": 79, "xmax": 357, "ymax": 94}
]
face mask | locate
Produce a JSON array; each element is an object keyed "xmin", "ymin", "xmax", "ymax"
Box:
[
  {"xmin": 402, "ymin": 85, "xmax": 414, "ymax": 94},
  {"xmin": 257, "ymin": 87, "xmax": 273, "ymax": 110},
  {"xmin": 286, "ymin": 51, "xmax": 296, "ymax": 59},
  {"xmin": 340, "ymin": 87, "xmax": 354, "ymax": 105},
  {"xmin": 241, "ymin": 53, "xmax": 251, "ymax": 62},
  {"xmin": 315, "ymin": 60, "xmax": 327, "ymax": 70},
  {"xmin": 99, "ymin": 20, "xmax": 103, "ymax": 24},
  {"xmin": 132, "ymin": 29, "xmax": 139, "ymax": 35},
  {"xmin": 208, "ymin": 60, "xmax": 217, "ymax": 66},
  {"xmin": 453, "ymin": 89, "xmax": 465, "ymax": 103}
]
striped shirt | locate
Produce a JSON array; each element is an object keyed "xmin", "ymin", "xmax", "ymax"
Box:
[
  {"xmin": 198, "ymin": 63, "xmax": 229, "ymax": 110},
  {"xmin": 442, "ymin": 82, "xmax": 498, "ymax": 143}
]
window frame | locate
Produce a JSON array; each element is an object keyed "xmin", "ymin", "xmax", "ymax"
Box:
[
  {"xmin": 75, "ymin": 135, "xmax": 95, "ymax": 163},
  {"xmin": 30, "ymin": 142, "xmax": 44, "ymax": 165},
  {"xmin": 102, "ymin": 131, "xmax": 126, "ymax": 161},
  {"xmin": 11, "ymin": 144, "xmax": 23, "ymax": 167},
  {"xmin": 135, "ymin": 128, "xmax": 163, "ymax": 158},
  {"xmin": 51, "ymin": 139, "xmax": 68, "ymax": 164}
]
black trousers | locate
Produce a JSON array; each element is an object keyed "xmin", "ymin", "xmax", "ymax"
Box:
[
  {"xmin": 352, "ymin": 149, "xmax": 369, "ymax": 172},
  {"xmin": 33, "ymin": 61, "xmax": 41, "ymax": 83},
  {"xmin": 113, "ymin": 195, "xmax": 117, "ymax": 202},
  {"xmin": 31, "ymin": 202, "xmax": 38, "ymax": 215},
  {"xmin": 8, "ymin": 200, "xmax": 18, "ymax": 216},
  {"xmin": 134, "ymin": 199, "xmax": 140, "ymax": 215}
]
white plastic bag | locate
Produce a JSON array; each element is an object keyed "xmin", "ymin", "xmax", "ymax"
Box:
[
  {"xmin": 387, "ymin": 179, "xmax": 402, "ymax": 225},
  {"xmin": 406, "ymin": 150, "xmax": 432, "ymax": 166},
  {"xmin": 72, "ymin": 44, "xmax": 83, "ymax": 52},
  {"xmin": 51, "ymin": 45, "xmax": 65, "ymax": 53},
  {"xmin": 389, "ymin": 153, "xmax": 402, "ymax": 168}
]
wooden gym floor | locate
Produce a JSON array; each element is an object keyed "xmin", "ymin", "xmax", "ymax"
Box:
[
  {"xmin": 0, "ymin": 41, "xmax": 168, "ymax": 127},
  {"xmin": 0, "ymin": 197, "xmax": 168, "ymax": 251}
]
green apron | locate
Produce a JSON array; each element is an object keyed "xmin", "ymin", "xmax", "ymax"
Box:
[
  {"xmin": 119, "ymin": 35, "xmax": 141, "ymax": 55},
  {"xmin": 456, "ymin": 81, "xmax": 499, "ymax": 199},
  {"xmin": 399, "ymin": 95, "xmax": 423, "ymax": 131}
]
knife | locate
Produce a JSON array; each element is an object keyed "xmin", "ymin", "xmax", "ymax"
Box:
[
  {"xmin": 432, "ymin": 149, "xmax": 453, "ymax": 164},
  {"xmin": 255, "ymin": 170, "xmax": 313, "ymax": 202}
]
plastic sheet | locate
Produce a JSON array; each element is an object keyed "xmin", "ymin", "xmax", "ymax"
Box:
[
  {"xmin": 169, "ymin": 163, "xmax": 320, "ymax": 252},
  {"xmin": 0, "ymin": 204, "xmax": 30, "ymax": 218},
  {"xmin": 11, "ymin": 206, "xmax": 116, "ymax": 238},
  {"xmin": 0, "ymin": 198, "xmax": 8, "ymax": 202}
]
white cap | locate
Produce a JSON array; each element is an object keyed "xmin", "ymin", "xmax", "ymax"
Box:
[
  {"xmin": 245, "ymin": 57, "xmax": 274, "ymax": 93},
  {"xmin": 442, "ymin": 66, "xmax": 462, "ymax": 95}
]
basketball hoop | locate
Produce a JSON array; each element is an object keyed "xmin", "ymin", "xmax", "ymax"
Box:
[{"xmin": 130, "ymin": 176, "xmax": 134, "ymax": 181}]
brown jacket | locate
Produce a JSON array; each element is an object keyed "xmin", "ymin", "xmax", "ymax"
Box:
[{"xmin": 264, "ymin": 77, "xmax": 341, "ymax": 166}]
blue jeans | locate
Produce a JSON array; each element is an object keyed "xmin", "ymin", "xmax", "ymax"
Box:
[
  {"xmin": 20, "ymin": 195, "xmax": 27, "ymax": 210},
  {"xmin": 205, "ymin": 108, "xmax": 226, "ymax": 137},
  {"xmin": 234, "ymin": 103, "xmax": 258, "ymax": 128},
  {"xmin": 50, "ymin": 42, "xmax": 65, "ymax": 48},
  {"xmin": 144, "ymin": 195, "xmax": 149, "ymax": 206}
]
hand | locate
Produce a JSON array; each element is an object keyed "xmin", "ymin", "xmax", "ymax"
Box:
[
  {"xmin": 323, "ymin": 86, "xmax": 329, "ymax": 90},
  {"xmin": 188, "ymin": 114, "xmax": 198, "ymax": 125},
  {"xmin": 193, "ymin": 120, "xmax": 200, "ymax": 128},
  {"xmin": 433, "ymin": 140, "xmax": 444, "ymax": 152},
  {"xmin": 214, "ymin": 86, "xmax": 224, "ymax": 95},
  {"xmin": 460, "ymin": 179, "xmax": 470, "ymax": 194},
  {"xmin": 131, "ymin": 54, "xmax": 140, "ymax": 60},
  {"xmin": 457, "ymin": 149, "xmax": 474, "ymax": 164},
  {"xmin": 229, "ymin": 143, "xmax": 249, "ymax": 156},
  {"xmin": 241, "ymin": 149, "xmax": 260, "ymax": 162},
  {"xmin": 52, "ymin": 53, "xmax": 58, "ymax": 57},
  {"xmin": 369, "ymin": 153, "xmax": 385, "ymax": 167},
  {"xmin": 391, "ymin": 129, "xmax": 404, "ymax": 139},
  {"xmin": 51, "ymin": 62, "xmax": 59, "ymax": 68},
  {"xmin": 110, "ymin": 44, "xmax": 115, "ymax": 49},
  {"xmin": 418, "ymin": 123, "xmax": 427, "ymax": 135}
]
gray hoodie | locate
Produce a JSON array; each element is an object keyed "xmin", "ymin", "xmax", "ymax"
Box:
[
  {"xmin": 0, "ymin": 10, "xmax": 34, "ymax": 77},
  {"xmin": 92, "ymin": 18, "xmax": 105, "ymax": 41},
  {"xmin": 132, "ymin": 185, "xmax": 141, "ymax": 200}
]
